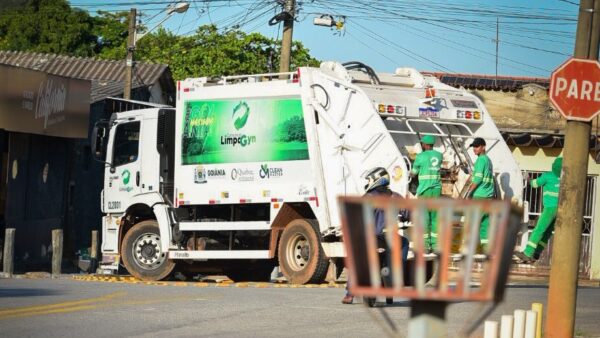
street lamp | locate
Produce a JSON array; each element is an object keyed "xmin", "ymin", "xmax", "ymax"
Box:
[{"xmin": 123, "ymin": 2, "xmax": 189, "ymax": 100}]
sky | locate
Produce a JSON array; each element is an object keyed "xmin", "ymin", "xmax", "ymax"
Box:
[{"xmin": 70, "ymin": 0, "xmax": 580, "ymax": 78}]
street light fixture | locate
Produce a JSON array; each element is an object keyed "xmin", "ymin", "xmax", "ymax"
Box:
[{"xmin": 124, "ymin": 2, "xmax": 190, "ymax": 100}]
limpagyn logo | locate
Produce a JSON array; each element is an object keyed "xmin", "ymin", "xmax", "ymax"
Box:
[
  {"xmin": 231, "ymin": 168, "xmax": 255, "ymax": 182},
  {"xmin": 233, "ymin": 101, "xmax": 250, "ymax": 130},
  {"xmin": 220, "ymin": 101, "xmax": 256, "ymax": 147},
  {"xmin": 119, "ymin": 169, "xmax": 133, "ymax": 192},
  {"xmin": 259, "ymin": 164, "xmax": 283, "ymax": 179},
  {"xmin": 122, "ymin": 170, "xmax": 131, "ymax": 185}
]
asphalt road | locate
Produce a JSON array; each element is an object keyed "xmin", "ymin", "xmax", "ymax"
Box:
[{"xmin": 0, "ymin": 277, "xmax": 599, "ymax": 337}]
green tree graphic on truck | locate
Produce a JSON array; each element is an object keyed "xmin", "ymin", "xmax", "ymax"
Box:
[{"xmin": 181, "ymin": 98, "xmax": 309, "ymax": 164}]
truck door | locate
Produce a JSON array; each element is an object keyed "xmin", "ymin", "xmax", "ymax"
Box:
[{"xmin": 104, "ymin": 119, "xmax": 142, "ymax": 213}]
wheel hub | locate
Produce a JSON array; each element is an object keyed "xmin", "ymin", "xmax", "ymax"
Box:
[
  {"xmin": 287, "ymin": 233, "xmax": 310, "ymax": 271},
  {"xmin": 132, "ymin": 233, "xmax": 165, "ymax": 270}
]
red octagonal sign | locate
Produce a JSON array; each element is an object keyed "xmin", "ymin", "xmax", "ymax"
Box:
[{"xmin": 549, "ymin": 58, "xmax": 600, "ymax": 121}]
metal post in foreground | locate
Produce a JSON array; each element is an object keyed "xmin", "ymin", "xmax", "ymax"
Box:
[
  {"xmin": 52, "ymin": 229, "xmax": 63, "ymax": 278},
  {"xmin": 546, "ymin": 1, "xmax": 600, "ymax": 337},
  {"xmin": 408, "ymin": 301, "xmax": 448, "ymax": 337},
  {"xmin": 90, "ymin": 230, "xmax": 99, "ymax": 274},
  {"xmin": 2, "ymin": 228, "xmax": 15, "ymax": 278}
]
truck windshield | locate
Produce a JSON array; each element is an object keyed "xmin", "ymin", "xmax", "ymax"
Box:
[{"xmin": 113, "ymin": 121, "xmax": 140, "ymax": 167}]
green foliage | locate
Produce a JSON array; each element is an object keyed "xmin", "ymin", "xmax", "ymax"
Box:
[
  {"xmin": 0, "ymin": 1, "xmax": 320, "ymax": 78},
  {"xmin": 0, "ymin": 0, "xmax": 96, "ymax": 56},
  {"xmin": 136, "ymin": 25, "xmax": 319, "ymax": 80},
  {"xmin": 92, "ymin": 11, "xmax": 129, "ymax": 60},
  {"xmin": 276, "ymin": 116, "xmax": 307, "ymax": 143}
]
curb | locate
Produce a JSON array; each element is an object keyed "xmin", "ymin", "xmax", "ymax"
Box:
[{"xmin": 71, "ymin": 275, "xmax": 346, "ymax": 289}]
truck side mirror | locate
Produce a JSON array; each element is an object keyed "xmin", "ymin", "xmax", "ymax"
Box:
[{"xmin": 91, "ymin": 120, "xmax": 110, "ymax": 164}]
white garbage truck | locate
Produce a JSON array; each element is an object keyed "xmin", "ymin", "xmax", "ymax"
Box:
[{"xmin": 92, "ymin": 61, "xmax": 526, "ymax": 283}]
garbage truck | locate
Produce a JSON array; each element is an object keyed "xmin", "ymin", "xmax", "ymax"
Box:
[{"xmin": 92, "ymin": 61, "xmax": 526, "ymax": 283}]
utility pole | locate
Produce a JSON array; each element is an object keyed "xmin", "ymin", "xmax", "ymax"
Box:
[
  {"xmin": 495, "ymin": 17, "xmax": 499, "ymax": 87},
  {"xmin": 278, "ymin": 0, "xmax": 296, "ymax": 74},
  {"xmin": 546, "ymin": 0, "xmax": 600, "ymax": 337},
  {"xmin": 124, "ymin": 8, "xmax": 137, "ymax": 100}
]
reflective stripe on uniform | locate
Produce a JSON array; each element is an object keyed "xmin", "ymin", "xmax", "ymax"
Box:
[
  {"xmin": 481, "ymin": 239, "xmax": 489, "ymax": 244},
  {"xmin": 419, "ymin": 174, "xmax": 441, "ymax": 180},
  {"xmin": 544, "ymin": 191, "xmax": 559, "ymax": 197}
]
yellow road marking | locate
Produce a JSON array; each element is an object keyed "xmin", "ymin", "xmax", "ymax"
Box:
[
  {"xmin": 0, "ymin": 292, "xmax": 125, "ymax": 320},
  {"xmin": 0, "ymin": 305, "xmax": 98, "ymax": 320}
]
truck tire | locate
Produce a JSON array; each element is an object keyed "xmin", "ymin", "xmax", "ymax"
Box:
[
  {"xmin": 278, "ymin": 219, "xmax": 329, "ymax": 284},
  {"xmin": 121, "ymin": 220, "xmax": 175, "ymax": 281}
]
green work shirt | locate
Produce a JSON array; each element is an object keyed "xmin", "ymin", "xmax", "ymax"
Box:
[
  {"xmin": 472, "ymin": 153, "xmax": 495, "ymax": 199},
  {"xmin": 411, "ymin": 149, "xmax": 442, "ymax": 196},
  {"xmin": 531, "ymin": 172, "xmax": 560, "ymax": 208}
]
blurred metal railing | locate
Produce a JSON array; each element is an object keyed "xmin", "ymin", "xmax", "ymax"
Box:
[{"xmin": 338, "ymin": 196, "xmax": 523, "ymax": 337}]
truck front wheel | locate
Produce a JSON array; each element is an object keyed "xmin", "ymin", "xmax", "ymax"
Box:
[
  {"xmin": 278, "ymin": 219, "xmax": 329, "ymax": 284},
  {"xmin": 121, "ymin": 220, "xmax": 175, "ymax": 281}
]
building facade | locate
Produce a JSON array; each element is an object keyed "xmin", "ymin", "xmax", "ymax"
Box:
[{"xmin": 0, "ymin": 51, "xmax": 175, "ymax": 271}]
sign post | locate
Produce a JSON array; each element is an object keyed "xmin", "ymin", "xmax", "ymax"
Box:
[{"xmin": 545, "ymin": 1, "xmax": 600, "ymax": 337}]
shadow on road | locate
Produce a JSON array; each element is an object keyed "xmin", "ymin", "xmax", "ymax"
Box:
[{"xmin": 0, "ymin": 288, "xmax": 62, "ymax": 298}]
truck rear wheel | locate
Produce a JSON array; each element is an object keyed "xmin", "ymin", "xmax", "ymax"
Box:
[
  {"xmin": 121, "ymin": 220, "xmax": 175, "ymax": 281},
  {"xmin": 278, "ymin": 219, "xmax": 329, "ymax": 284}
]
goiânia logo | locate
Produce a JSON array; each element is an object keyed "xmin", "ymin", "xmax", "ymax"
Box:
[
  {"xmin": 232, "ymin": 101, "xmax": 250, "ymax": 130},
  {"xmin": 122, "ymin": 169, "xmax": 131, "ymax": 185}
]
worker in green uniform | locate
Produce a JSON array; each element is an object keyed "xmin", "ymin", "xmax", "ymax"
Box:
[
  {"xmin": 465, "ymin": 137, "xmax": 495, "ymax": 251},
  {"xmin": 410, "ymin": 135, "xmax": 443, "ymax": 253},
  {"xmin": 515, "ymin": 157, "xmax": 562, "ymax": 264}
]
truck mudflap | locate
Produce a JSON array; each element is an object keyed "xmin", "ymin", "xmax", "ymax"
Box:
[
  {"xmin": 152, "ymin": 203, "xmax": 175, "ymax": 252},
  {"xmin": 321, "ymin": 242, "xmax": 346, "ymax": 258}
]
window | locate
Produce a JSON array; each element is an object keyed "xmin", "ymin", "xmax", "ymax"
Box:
[{"xmin": 112, "ymin": 122, "xmax": 140, "ymax": 167}]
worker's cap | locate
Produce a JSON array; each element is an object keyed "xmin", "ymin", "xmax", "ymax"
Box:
[
  {"xmin": 420, "ymin": 135, "xmax": 436, "ymax": 145},
  {"xmin": 469, "ymin": 137, "xmax": 486, "ymax": 148}
]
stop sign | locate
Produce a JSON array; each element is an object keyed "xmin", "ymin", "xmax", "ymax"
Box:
[{"xmin": 549, "ymin": 58, "xmax": 600, "ymax": 121}]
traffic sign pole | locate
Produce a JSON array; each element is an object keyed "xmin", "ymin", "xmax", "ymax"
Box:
[{"xmin": 546, "ymin": 1, "xmax": 600, "ymax": 337}]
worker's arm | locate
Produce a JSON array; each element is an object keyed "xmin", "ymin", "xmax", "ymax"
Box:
[
  {"xmin": 410, "ymin": 154, "xmax": 421, "ymax": 179},
  {"xmin": 466, "ymin": 156, "xmax": 483, "ymax": 198},
  {"xmin": 465, "ymin": 181, "xmax": 479, "ymax": 199},
  {"xmin": 530, "ymin": 174, "xmax": 545, "ymax": 189}
]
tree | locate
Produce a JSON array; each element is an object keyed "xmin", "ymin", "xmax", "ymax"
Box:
[
  {"xmin": 92, "ymin": 11, "xmax": 129, "ymax": 60},
  {"xmin": 136, "ymin": 25, "xmax": 320, "ymax": 80},
  {"xmin": 0, "ymin": 0, "xmax": 96, "ymax": 56},
  {"xmin": 0, "ymin": 1, "xmax": 320, "ymax": 79}
]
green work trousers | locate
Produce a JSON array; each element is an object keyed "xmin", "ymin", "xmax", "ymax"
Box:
[
  {"xmin": 524, "ymin": 206, "xmax": 558, "ymax": 258},
  {"xmin": 418, "ymin": 187, "xmax": 441, "ymax": 252},
  {"xmin": 474, "ymin": 197, "xmax": 492, "ymax": 252}
]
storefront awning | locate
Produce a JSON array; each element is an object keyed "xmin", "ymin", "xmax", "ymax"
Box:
[{"xmin": 0, "ymin": 65, "xmax": 91, "ymax": 138}]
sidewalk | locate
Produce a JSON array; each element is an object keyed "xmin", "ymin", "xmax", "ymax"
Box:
[{"xmin": 508, "ymin": 265, "xmax": 600, "ymax": 287}]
